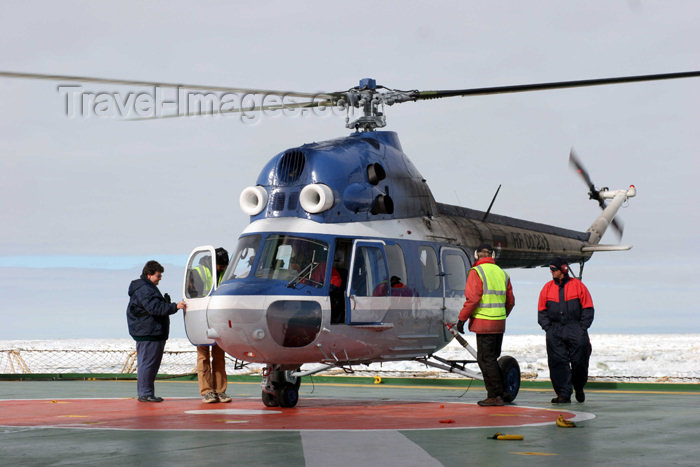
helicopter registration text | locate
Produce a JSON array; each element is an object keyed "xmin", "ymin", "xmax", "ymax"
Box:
[{"xmin": 510, "ymin": 232, "xmax": 549, "ymax": 251}]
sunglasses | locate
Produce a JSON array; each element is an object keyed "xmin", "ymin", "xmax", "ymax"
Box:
[{"xmin": 549, "ymin": 266, "xmax": 559, "ymax": 272}]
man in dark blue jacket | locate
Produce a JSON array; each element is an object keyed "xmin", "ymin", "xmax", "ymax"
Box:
[{"xmin": 127, "ymin": 260, "xmax": 186, "ymax": 402}]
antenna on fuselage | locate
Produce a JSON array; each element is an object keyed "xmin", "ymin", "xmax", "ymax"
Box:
[{"xmin": 481, "ymin": 184, "xmax": 502, "ymax": 222}]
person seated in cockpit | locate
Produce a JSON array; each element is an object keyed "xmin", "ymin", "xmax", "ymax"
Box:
[{"xmin": 288, "ymin": 240, "xmax": 310, "ymax": 273}]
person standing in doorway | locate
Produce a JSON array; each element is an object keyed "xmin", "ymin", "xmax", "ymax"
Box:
[{"xmin": 197, "ymin": 247, "xmax": 232, "ymax": 403}]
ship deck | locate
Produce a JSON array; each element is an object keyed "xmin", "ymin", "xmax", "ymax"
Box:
[{"xmin": 1, "ymin": 376, "xmax": 698, "ymax": 465}]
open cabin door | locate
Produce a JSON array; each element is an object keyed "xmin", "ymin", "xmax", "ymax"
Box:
[
  {"xmin": 440, "ymin": 247, "xmax": 470, "ymax": 326},
  {"xmin": 346, "ymin": 240, "xmax": 391, "ymax": 324},
  {"xmin": 183, "ymin": 245, "xmax": 217, "ymax": 345}
]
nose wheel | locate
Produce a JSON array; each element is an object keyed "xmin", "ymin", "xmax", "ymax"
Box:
[{"xmin": 261, "ymin": 366, "xmax": 302, "ymax": 408}]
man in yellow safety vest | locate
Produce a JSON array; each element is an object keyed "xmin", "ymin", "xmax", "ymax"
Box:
[
  {"xmin": 456, "ymin": 243, "xmax": 515, "ymax": 407},
  {"xmin": 190, "ymin": 258, "xmax": 213, "ymax": 297},
  {"xmin": 196, "ymin": 248, "xmax": 232, "ymax": 404}
]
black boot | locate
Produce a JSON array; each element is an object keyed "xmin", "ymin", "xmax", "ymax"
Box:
[{"xmin": 551, "ymin": 395, "xmax": 571, "ymax": 404}]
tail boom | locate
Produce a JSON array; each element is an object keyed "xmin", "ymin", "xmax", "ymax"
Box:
[{"xmin": 586, "ymin": 185, "xmax": 636, "ymax": 244}]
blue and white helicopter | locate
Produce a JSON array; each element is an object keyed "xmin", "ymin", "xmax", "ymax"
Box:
[
  {"xmin": 179, "ymin": 75, "xmax": 653, "ymax": 409},
  {"xmin": 3, "ymin": 70, "xmax": 697, "ymax": 407}
]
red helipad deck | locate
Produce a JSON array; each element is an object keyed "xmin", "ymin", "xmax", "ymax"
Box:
[
  {"xmin": 0, "ymin": 397, "xmax": 591, "ymax": 431},
  {"xmin": 2, "ymin": 380, "xmax": 698, "ymax": 465}
]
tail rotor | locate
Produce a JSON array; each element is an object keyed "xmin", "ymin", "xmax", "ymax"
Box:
[{"xmin": 569, "ymin": 149, "xmax": 624, "ymax": 239}]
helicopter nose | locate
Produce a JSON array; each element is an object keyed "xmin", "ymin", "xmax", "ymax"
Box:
[{"xmin": 206, "ymin": 295, "xmax": 323, "ymax": 357}]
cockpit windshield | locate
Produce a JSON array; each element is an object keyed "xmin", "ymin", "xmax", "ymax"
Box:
[
  {"xmin": 254, "ymin": 235, "xmax": 329, "ymax": 287},
  {"xmin": 221, "ymin": 234, "xmax": 261, "ymax": 281}
]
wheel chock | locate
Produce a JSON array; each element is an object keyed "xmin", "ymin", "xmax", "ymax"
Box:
[
  {"xmin": 489, "ymin": 432, "xmax": 524, "ymax": 440},
  {"xmin": 556, "ymin": 414, "xmax": 576, "ymax": 428}
]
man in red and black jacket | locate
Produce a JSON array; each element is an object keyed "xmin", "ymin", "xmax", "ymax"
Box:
[{"xmin": 538, "ymin": 257, "xmax": 594, "ymax": 404}]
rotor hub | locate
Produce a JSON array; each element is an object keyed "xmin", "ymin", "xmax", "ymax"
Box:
[{"xmin": 344, "ymin": 78, "xmax": 417, "ymax": 131}]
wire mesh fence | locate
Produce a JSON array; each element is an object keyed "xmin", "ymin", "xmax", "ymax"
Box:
[
  {"xmin": 2, "ymin": 347, "xmax": 699, "ymax": 383},
  {"xmin": 2, "ymin": 336, "xmax": 699, "ymax": 383},
  {"xmin": 0, "ymin": 347, "xmax": 262, "ymax": 376}
]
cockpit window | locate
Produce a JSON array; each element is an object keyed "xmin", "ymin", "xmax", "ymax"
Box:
[
  {"xmin": 255, "ymin": 235, "xmax": 329, "ymax": 287},
  {"xmin": 222, "ymin": 235, "xmax": 261, "ymax": 281}
]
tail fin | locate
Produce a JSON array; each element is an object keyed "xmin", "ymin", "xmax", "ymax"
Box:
[{"xmin": 586, "ymin": 185, "xmax": 637, "ymax": 245}]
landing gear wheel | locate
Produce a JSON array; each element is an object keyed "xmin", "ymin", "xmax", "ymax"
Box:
[
  {"xmin": 261, "ymin": 390, "xmax": 278, "ymax": 407},
  {"xmin": 260, "ymin": 367, "xmax": 302, "ymax": 408},
  {"xmin": 498, "ymin": 355, "xmax": 521, "ymax": 403},
  {"xmin": 278, "ymin": 383, "xmax": 299, "ymax": 408}
]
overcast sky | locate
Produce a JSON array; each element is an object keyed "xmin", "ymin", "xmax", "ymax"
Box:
[{"xmin": 1, "ymin": 1, "xmax": 698, "ymax": 339}]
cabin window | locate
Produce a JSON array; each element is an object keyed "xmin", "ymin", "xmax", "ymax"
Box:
[
  {"xmin": 443, "ymin": 253, "xmax": 467, "ymax": 293},
  {"xmin": 385, "ymin": 244, "xmax": 408, "ymax": 289},
  {"xmin": 254, "ymin": 235, "xmax": 329, "ymax": 286},
  {"xmin": 222, "ymin": 235, "xmax": 261, "ymax": 281},
  {"xmin": 418, "ymin": 245, "xmax": 440, "ymax": 291},
  {"xmin": 350, "ymin": 246, "xmax": 389, "ymax": 297}
]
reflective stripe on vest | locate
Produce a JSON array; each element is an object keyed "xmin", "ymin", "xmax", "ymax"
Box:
[{"xmin": 473, "ymin": 264, "xmax": 508, "ymax": 321}]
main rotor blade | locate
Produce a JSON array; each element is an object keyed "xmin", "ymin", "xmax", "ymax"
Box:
[
  {"xmin": 415, "ymin": 70, "xmax": 700, "ymax": 100},
  {"xmin": 126, "ymin": 98, "xmax": 338, "ymax": 120},
  {"xmin": 0, "ymin": 71, "xmax": 334, "ymax": 99}
]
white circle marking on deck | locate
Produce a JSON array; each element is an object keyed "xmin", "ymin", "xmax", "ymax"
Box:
[{"xmin": 184, "ymin": 409, "xmax": 282, "ymax": 415}]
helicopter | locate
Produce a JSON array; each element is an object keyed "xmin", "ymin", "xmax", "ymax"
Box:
[{"xmin": 2, "ymin": 70, "xmax": 698, "ymax": 407}]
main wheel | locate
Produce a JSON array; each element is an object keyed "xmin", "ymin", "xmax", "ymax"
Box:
[
  {"xmin": 261, "ymin": 390, "xmax": 278, "ymax": 407},
  {"xmin": 278, "ymin": 383, "xmax": 299, "ymax": 408},
  {"xmin": 498, "ymin": 355, "xmax": 521, "ymax": 403}
]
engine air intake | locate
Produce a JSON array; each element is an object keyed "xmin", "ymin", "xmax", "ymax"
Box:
[
  {"xmin": 300, "ymin": 183, "xmax": 334, "ymax": 213},
  {"xmin": 240, "ymin": 186, "xmax": 268, "ymax": 215}
]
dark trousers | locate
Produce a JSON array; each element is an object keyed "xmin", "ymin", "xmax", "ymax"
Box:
[
  {"xmin": 476, "ymin": 333, "xmax": 504, "ymax": 398},
  {"xmin": 546, "ymin": 327, "xmax": 591, "ymax": 398},
  {"xmin": 136, "ymin": 340, "xmax": 166, "ymax": 397}
]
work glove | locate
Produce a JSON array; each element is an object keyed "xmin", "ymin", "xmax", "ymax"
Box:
[{"xmin": 456, "ymin": 320, "xmax": 465, "ymax": 333}]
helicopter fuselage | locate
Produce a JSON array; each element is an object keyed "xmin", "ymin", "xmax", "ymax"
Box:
[{"xmin": 183, "ymin": 131, "xmax": 595, "ymax": 368}]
